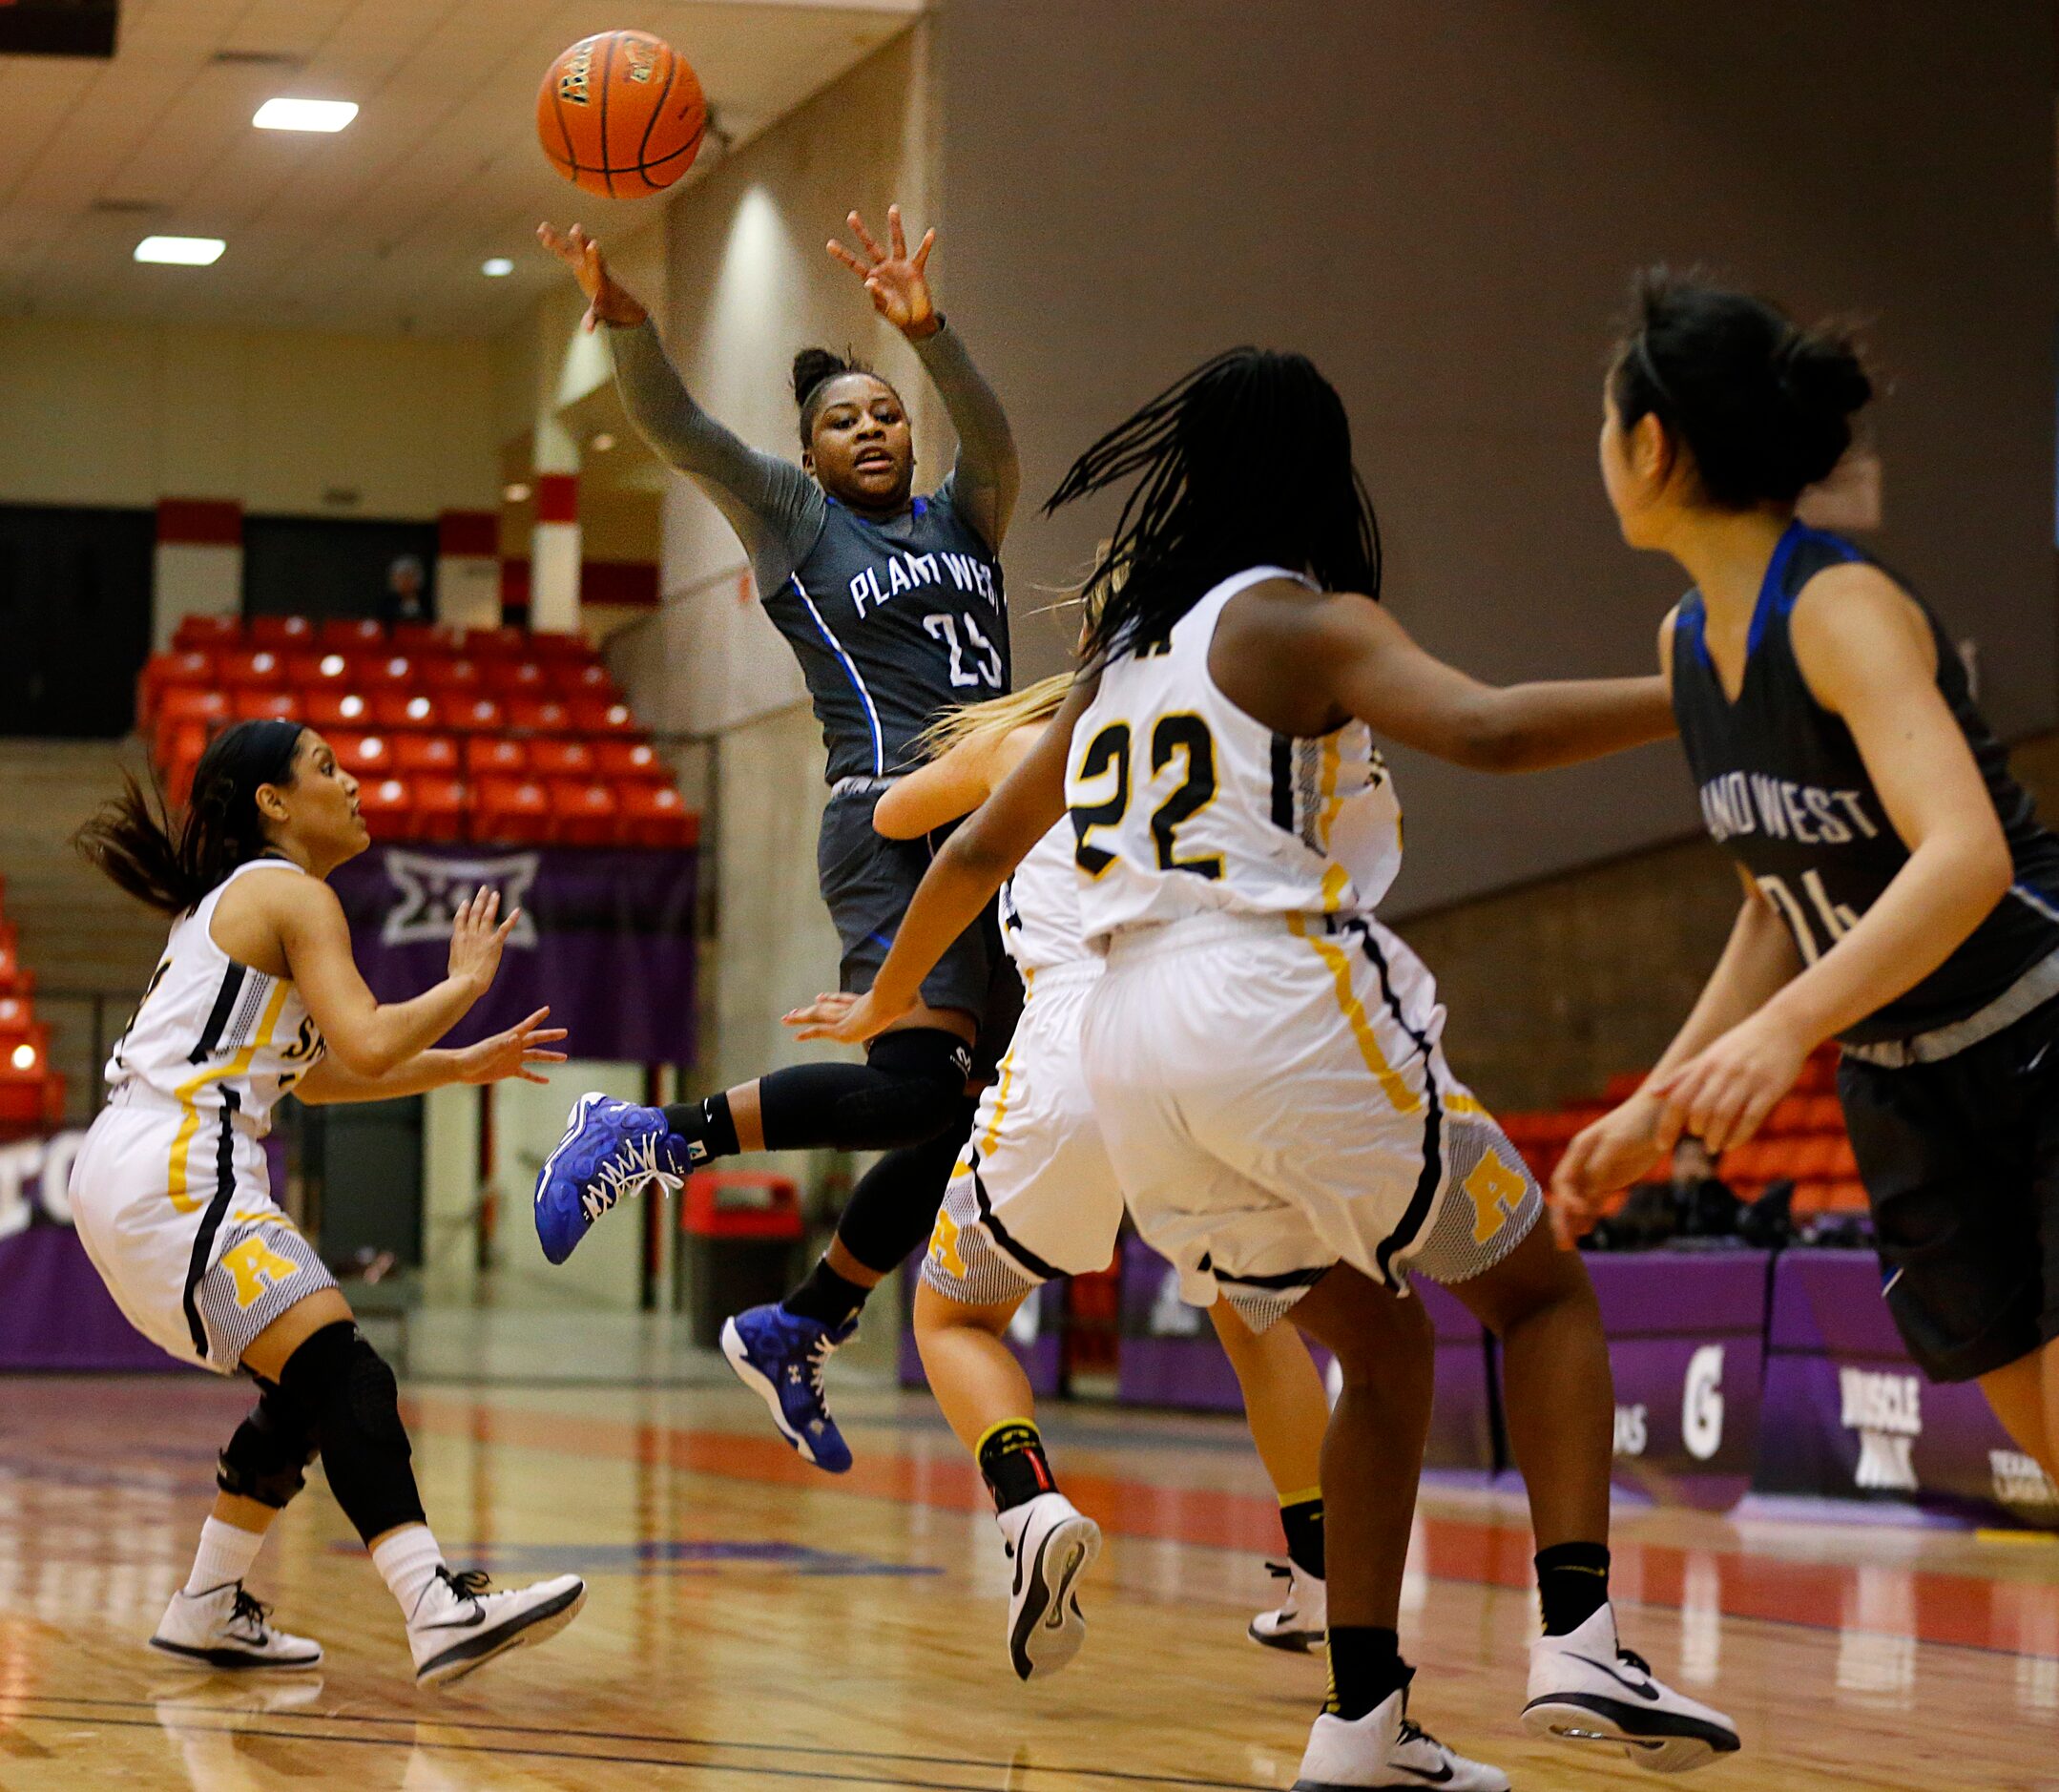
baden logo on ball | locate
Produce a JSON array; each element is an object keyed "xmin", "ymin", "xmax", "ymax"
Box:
[{"xmin": 537, "ymin": 31, "xmax": 708, "ymax": 199}]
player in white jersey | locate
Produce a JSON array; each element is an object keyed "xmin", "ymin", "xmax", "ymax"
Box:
[
  {"xmin": 805, "ymin": 674, "xmax": 1333, "ymax": 1678},
  {"xmin": 790, "ymin": 351, "xmax": 1741, "ymax": 1787},
  {"xmin": 71, "ymin": 719, "xmax": 586, "ymax": 1686}
]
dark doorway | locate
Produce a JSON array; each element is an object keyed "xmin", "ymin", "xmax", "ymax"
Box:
[
  {"xmin": 302, "ymin": 1096, "xmax": 426, "ymax": 1269},
  {"xmin": 0, "ymin": 503, "xmax": 156, "ymax": 739},
  {"xmin": 242, "ymin": 514, "xmax": 440, "ymax": 624}
]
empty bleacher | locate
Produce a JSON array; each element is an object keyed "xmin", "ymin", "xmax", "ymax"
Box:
[
  {"xmin": 138, "ymin": 615, "xmax": 697, "ymax": 848},
  {"xmin": 0, "ymin": 873, "xmax": 64, "ymax": 1132}
]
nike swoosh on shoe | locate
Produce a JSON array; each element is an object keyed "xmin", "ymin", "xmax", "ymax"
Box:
[
  {"xmin": 416, "ymin": 1610, "xmax": 487, "ymax": 1632},
  {"xmin": 1566, "ymin": 1653, "xmax": 1662, "ymax": 1699}
]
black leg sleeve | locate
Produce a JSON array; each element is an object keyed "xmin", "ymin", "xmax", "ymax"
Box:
[
  {"xmin": 833, "ymin": 1095, "xmax": 980, "ymax": 1276},
  {"xmin": 278, "ymin": 1321, "xmax": 426, "ymax": 1545}
]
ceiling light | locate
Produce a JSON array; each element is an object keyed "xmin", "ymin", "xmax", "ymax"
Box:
[
  {"xmin": 135, "ymin": 236, "xmax": 225, "ymax": 266},
  {"xmin": 254, "ymin": 97, "xmax": 358, "ymax": 133},
  {"xmin": 503, "ymin": 483, "xmax": 531, "ymax": 503},
  {"xmin": 482, "ymin": 257, "xmax": 514, "ymax": 278},
  {"xmin": 589, "ymin": 432, "xmax": 615, "ymax": 452}
]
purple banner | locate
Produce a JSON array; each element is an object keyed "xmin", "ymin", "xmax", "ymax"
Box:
[
  {"xmin": 1758, "ymin": 1251, "xmax": 2059, "ymax": 1527},
  {"xmin": 1586, "ymin": 1250, "xmax": 1768, "ymax": 1512},
  {"xmin": 0, "ymin": 1132, "xmax": 178, "ymax": 1371},
  {"xmin": 328, "ymin": 844, "xmax": 697, "ymax": 1064}
]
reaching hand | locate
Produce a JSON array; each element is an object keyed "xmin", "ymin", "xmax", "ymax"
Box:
[
  {"xmin": 453, "ymin": 1007, "xmax": 568, "ymax": 1087},
  {"xmin": 536, "ymin": 220, "xmax": 648, "ymax": 331},
  {"xmin": 782, "ymin": 989, "xmax": 905, "ymax": 1045},
  {"xmin": 827, "ymin": 204, "xmax": 937, "ymax": 338},
  {"xmin": 1548, "ymin": 1091, "xmax": 1674, "ymax": 1249},
  {"xmin": 447, "ymin": 886, "xmax": 520, "ymax": 997},
  {"xmin": 1646, "ymin": 1011, "xmax": 1810, "ymax": 1158}
]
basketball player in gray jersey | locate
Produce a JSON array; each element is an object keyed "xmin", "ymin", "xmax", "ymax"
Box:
[{"xmin": 532, "ymin": 208, "xmax": 1021, "ymax": 1471}]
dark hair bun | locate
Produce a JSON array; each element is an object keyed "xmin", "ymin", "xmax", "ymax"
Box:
[
  {"xmin": 1614, "ymin": 271, "xmax": 1874, "ymax": 508},
  {"xmin": 791, "ymin": 345, "xmax": 852, "ymax": 409}
]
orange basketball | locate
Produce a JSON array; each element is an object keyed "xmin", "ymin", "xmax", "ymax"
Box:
[{"xmin": 537, "ymin": 31, "xmax": 707, "ymax": 198}]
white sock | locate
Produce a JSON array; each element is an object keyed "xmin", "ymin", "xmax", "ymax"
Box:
[
  {"xmin": 184, "ymin": 1516, "xmax": 264, "ymax": 1596},
  {"xmin": 371, "ymin": 1524, "xmax": 447, "ymax": 1622}
]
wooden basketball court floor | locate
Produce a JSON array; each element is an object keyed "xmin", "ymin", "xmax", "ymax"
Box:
[{"xmin": 2, "ymin": 1366, "xmax": 2055, "ymax": 1791}]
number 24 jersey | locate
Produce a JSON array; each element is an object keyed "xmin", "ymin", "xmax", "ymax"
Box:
[{"xmin": 1066, "ymin": 565, "xmax": 1403, "ymax": 946}]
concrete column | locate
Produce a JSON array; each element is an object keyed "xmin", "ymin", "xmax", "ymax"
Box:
[
  {"xmin": 529, "ymin": 413, "xmax": 581, "ymax": 634},
  {"xmin": 435, "ymin": 510, "xmax": 501, "ymax": 632},
  {"xmin": 152, "ymin": 499, "xmax": 241, "ymax": 650}
]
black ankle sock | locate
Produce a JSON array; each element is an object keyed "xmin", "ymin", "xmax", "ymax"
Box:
[
  {"xmin": 977, "ymin": 1419, "xmax": 1056, "ymax": 1513},
  {"xmin": 1534, "ymin": 1541, "xmax": 1611, "ymax": 1636},
  {"xmin": 1279, "ymin": 1492, "xmax": 1325, "ymax": 1579},
  {"xmin": 661, "ymin": 1094, "xmax": 739, "ymax": 1167},
  {"xmin": 1323, "ymin": 1626, "xmax": 1409, "ymax": 1721},
  {"xmin": 780, "ymin": 1258, "xmax": 868, "ymax": 1329}
]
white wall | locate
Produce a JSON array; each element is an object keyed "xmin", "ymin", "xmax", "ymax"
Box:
[{"xmin": 0, "ymin": 317, "xmax": 499, "ymax": 517}]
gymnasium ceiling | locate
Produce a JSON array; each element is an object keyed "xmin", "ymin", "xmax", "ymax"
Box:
[{"xmin": 0, "ymin": 0, "xmax": 922, "ymax": 337}]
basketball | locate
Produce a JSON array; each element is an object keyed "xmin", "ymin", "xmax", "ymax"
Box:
[{"xmin": 537, "ymin": 31, "xmax": 707, "ymax": 198}]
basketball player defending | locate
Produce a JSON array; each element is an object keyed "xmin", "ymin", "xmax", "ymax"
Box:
[
  {"xmin": 71, "ymin": 720, "xmax": 586, "ymax": 1684},
  {"xmin": 801, "ymin": 675, "xmax": 1332, "ymax": 1672},
  {"xmin": 1557, "ymin": 275, "xmax": 2059, "ymax": 1493},
  {"xmin": 530, "ymin": 209, "xmax": 1021, "ymax": 1474},
  {"xmin": 794, "ymin": 351, "xmax": 1741, "ymax": 1785}
]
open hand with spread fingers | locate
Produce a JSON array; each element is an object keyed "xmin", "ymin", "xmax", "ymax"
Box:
[
  {"xmin": 454, "ymin": 1007, "xmax": 569, "ymax": 1087},
  {"xmin": 536, "ymin": 220, "xmax": 648, "ymax": 331},
  {"xmin": 827, "ymin": 204, "xmax": 939, "ymax": 339}
]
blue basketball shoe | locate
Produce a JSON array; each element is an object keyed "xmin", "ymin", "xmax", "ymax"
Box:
[
  {"xmin": 532, "ymin": 1092, "xmax": 684, "ymax": 1265},
  {"xmin": 720, "ymin": 1304, "xmax": 859, "ymax": 1473}
]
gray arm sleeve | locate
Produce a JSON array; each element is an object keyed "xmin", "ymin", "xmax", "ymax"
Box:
[
  {"xmin": 607, "ymin": 319, "xmax": 825, "ymax": 596},
  {"xmin": 912, "ymin": 321, "xmax": 1020, "ymax": 551}
]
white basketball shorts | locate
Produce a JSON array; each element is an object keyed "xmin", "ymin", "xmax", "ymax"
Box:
[
  {"xmin": 1080, "ymin": 910, "xmax": 1543, "ymax": 1330},
  {"xmin": 68, "ymin": 1094, "xmax": 337, "ymax": 1373},
  {"xmin": 922, "ymin": 961, "xmax": 1126, "ymax": 1306}
]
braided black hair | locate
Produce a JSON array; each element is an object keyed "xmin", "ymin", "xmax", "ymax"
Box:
[
  {"xmin": 1612, "ymin": 270, "xmax": 1874, "ymax": 508},
  {"xmin": 791, "ymin": 345, "xmax": 891, "ymax": 448},
  {"xmin": 1048, "ymin": 347, "xmax": 1382, "ymax": 666},
  {"xmin": 76, "ymin": 719, "xmax": 303, "ymax": 915}
]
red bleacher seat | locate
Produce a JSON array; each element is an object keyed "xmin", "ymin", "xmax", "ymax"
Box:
[
  {"xmin": 528, "ymin": 630, "xmax": 590, "ymax": 660},
  {"xmin": 392, "ymin": 734, "xmax": 460, "ymax": 775},
  {"xmin": 485, "ymin": 659, "xmax": 550, "ymax": 698},
  {"xmin": 472, "ymin": 777, "xmax": 552, "ymax": 844},
  {"xmin": 158, "ymin": 687, "xmax": 230, "ymax": 729},
  {"xmin": 302, "ymin": 690, "xmax": 374, "ymax": 729},
  {"xmin": 233, "ymin": 690, "xmax": 301, "ymax": 723},
  {"xmin": 141, "ymin": 650, "xmax": 217, "ymax": 719},
  {"xmin": 464, "ymin": 626, "xmax": 530, "ymax": 658},
  {"xmin": 0, "ymin": 994, "xmax": 32, "ymax": 1038},
  {"xmin": 528, "ymin": 739, "xmax": 596, "ymax": 778},
  {"xmin": 321, "ymin": 617, "xmax": 386, "ymax": 648},
  {"xmin": 328, "ymin": 732, "xmax": 393, "ymax": 776},
  {"xmin": 355, "ymin": 776, "xmax": 416, "ymax": 840},
  {"xmin": 391, "ymin": 621, "xmax": 465, "ymax": 653},
  {"xmin": 550, "ymin": 779, "xmax": 619, "ymax": 845},
  {"xmin": 568, "ymin": 698, "xmax": 641, "ymax": 737},
  {"xmin": 418, "ymin": 656, "xmax": 483, "ymax": 693},
  {"xmin": 173, "ymin": 614, "xmax": 241, "ymax": 649},
  {"xmin": 364, "ymin": 654, "xmax": 418, "ymax": 688},
  {"xmin": 507, "ymin": 698, "xmax": 572, "ymax": 735},
  {"xmin": 215, "ymin": 649, "xmax": 288, "ymax": 690},
  {"xmin": 593, "ymin": 740, "xmax": 669, "ymax": 782},
  {"xmin": 370, "ymin": 692, "xmax": 443, "ymax": 731},
  {"xmin": 555, "ymin": 661, "xmax": 619, "ymax": 700},
  {"xmin": 448, "ymin": 696, "xmax": 506, "ymax": 733},
  {"xmin": 414, "ymin": 776, "xmax": 467, "ymax": 842},
  {"xmin": 247, "ymin": 615, "xmax": 315, "ymax": 648},
  {"xmin": 618, "ymin": 783, "xmax": 697, "ymax": 847},
  {"xmin": 0, "ymin": 940, "xmax": 31, "ymax": 997},
  {"xmin": 288, "ymin": 649, "xmax": 362, "ymax": 686},
  {"xmin": 464, "ymin": 737, "xmax": 529, "ymax": 777}
]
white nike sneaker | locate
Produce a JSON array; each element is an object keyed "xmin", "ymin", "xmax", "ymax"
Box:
[
  {"xmin": 1250, "ymin": 1558, "xmax": 1327, "ymax": 1653},
  {"xmin": 1524, "ymin": 1604, "xmax": 1740, "ymax": 1773},
  {"xmin": 1293, "ymin": 1687, "xmax": 1510, "ymax": 1791},
  {"xmin": 406, "ymin": 1566, "xmax": 588, "ymax": 1688},
  {"xmin": 998, "ymin": 1491, "xmax": 1101, "ymax": 1681},
  {"xmin": 149, "ymin": 1581, "xmax": 322, "ymax": 1671}
]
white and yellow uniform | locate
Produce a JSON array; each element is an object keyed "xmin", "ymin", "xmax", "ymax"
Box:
[
  {"xmin": 1069, "ymin": 565, "xmax": 1542, "ymax": 1328},
  {"xmin": 69, "ymin": 859, "xmax": 334, "ymax": 1370},
  {"xmin": 923, "ymin": 820, "xmax": 1123, "ymax": 1304}
]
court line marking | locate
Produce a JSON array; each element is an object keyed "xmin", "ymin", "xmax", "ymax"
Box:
[{"xmin": 0, "ymin": 1697, "xmax": 1276, "ymax": 1791}]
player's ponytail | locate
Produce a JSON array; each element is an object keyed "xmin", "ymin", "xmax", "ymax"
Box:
[
  {"xmin": 76, "ymin": 719, "xmax": 304, "ymax": 915},
  {"xmin": 1048, "ymin": 347, "xmax": 1382, "ymax": 668},
  {"xmin": 792, "ymin": 344, "xmax": 882, "ymax": 447},
  {"xmin": 1612, "ymin": 270, "xmax": 1874, "ymax": 508}
]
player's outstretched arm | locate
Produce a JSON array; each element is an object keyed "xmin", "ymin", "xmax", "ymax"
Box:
[
  {"xmin": 1320, "ymin": 596, "xmax": 1674, "ymax": 772},
  {"xmin": 873, "ymin": 724, "xmax": 1039, "ymax": 840},
  {"xmin": 829, "ymin": 205, "xmax": 1020, "ymax": 548},
  {"xmin": 788, "ymin": 686, "xmax": 1092, "ymax": 1044},
  {"xmin": 293, "ymin": 1008, "xmax": 567, "ymax": 1105},
  {"xmin": 274, "ymin": 880, "xmax": 517, "ymax": 1079}
]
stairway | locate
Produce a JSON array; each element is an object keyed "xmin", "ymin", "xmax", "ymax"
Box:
[{"xmin": 0, "ymin": 738, "xmax": 170, "ymax": 1122}]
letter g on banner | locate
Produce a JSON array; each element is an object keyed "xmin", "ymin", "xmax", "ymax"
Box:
[{"xmin": 1682, "ymin": 1344, "xmax": 1726, "ymax": 1462}]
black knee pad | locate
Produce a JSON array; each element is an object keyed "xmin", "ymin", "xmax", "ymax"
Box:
[
  {"xmin": 218, "ymin": 1383, "xmax": 317, "ymax": 1510},
  {"xmin": 840, "ymin": 1029, "xmax": 973, "ymax": 1147},
  {"xmin": 837, "ymin": 1094, "xmax": 980, "ymax": 1275},
  {"xmin": 279, "ymin": 1321, "xmax": 425, "ymax": 1545}
]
